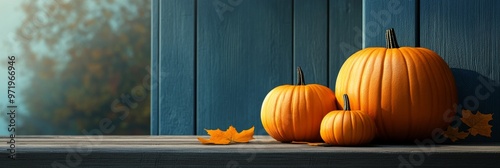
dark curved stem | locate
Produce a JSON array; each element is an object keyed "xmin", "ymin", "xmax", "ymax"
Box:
[
  {"xmin": 385, "ymin": 28, "xmax": 400, "ymax": 49},
  {"xmin": 343, "ymin": 94, "xmax": 351, "ymax": 111},
  {"xmin": 297, "ymin": 66, "xmax": 305, "ymax": 85}
]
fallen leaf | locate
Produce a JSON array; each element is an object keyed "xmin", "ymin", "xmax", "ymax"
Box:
[
  {"xmin": 461, "ymin": 110, "xmax": 493, "ymax": 137},
  {"xmin": 226, "ymin": 126, "xmax": 255, "ymax": 143},
  {"xmin": 197, "ymin": 128, "xmax": 231, "ymax": 144},
  {"xmin": 307, "ymin": 143, "xmax": 332, "ymax": 147},
  {"xmin": 197, "ymin": 126, "xmax": 254, "ymax": 145},
  {"xmin": 443, "ymin": 126, "xmax": 469, "ymax": 142},
  {"xmin": 291, "ymin": 141, "xmax": 309, "ymax": 144}
]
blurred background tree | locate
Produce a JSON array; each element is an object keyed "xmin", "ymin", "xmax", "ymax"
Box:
[{"xmin": 15, "ymin": 0, "xmax": 150, "ymax": 135}]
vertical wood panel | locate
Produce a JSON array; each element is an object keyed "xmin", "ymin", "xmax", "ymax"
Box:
[
  {"xmin": 154, "ymin": 0, "xmax": 499, "ymax": 141},
  {"xmin": 197, "ymin": 0, "xmax": 292, "ymax": 135},
  {"xmin": 329, "ymin": 0, "xmax": 362, "ymax": 89},
  {"xmin": 294, "ymin": 0, "xmax": 329, "ymax": 86},
  {"xmin": 158, "ymin": 0, "xmax": 195, "ymax": 134},
  {"xmin": 363, "ymin": 0, "xmax": 418, "ymax": 47},
  {"xmin": 421, "ymin": 0, "xmax": 499, "ymax": 141},
  {"xmin": 150, "ymin": 0, "xmax": 159, "ymax": 135}
]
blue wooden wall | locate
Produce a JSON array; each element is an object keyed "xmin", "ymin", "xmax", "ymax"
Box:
[{"xmin": 152, "ymin": 0, "xmax": 499, "ymax": 142}]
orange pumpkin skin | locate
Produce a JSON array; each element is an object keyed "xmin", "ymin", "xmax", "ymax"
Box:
[
  {"xmin": 335, "ymin": 29, "xmax": 457, "ymax": 141},
  {"xmin": 261, "ymin": 67, "xmax": 337, "ymax": 142},
  {"xmin": 320, "ymin": 94, "xmax": 376, "ymax": 146}
]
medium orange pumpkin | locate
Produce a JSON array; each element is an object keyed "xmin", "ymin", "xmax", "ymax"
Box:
[
  {"xmin": 261, "ymin": 67, "xmax": 337, "ymax": 142},
  {"xmin": 335, "ymin": 28, "xmax": 457, "ymax": 141},
  {"xmin": 320, "ymin": 94, "xmax": 376, "ymax": 146}
]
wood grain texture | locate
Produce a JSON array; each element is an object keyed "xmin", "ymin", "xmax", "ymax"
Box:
[
  {"xmin": 150, "ymin": 0, "xmax": 159, "ymax": 135},
  {"xmin": 196, "ymin": 0, "xmax": 293, "ymax": 135},
  {"xmin": 363, "ymin": 0, "xmax": 418, "ymax": 47},
  {"xmin": 329, "ymin": 0, "xmax": 362, "ymax": 89},
  {"xmin": 1, "ymin": 136, "xmax": 499, "ymax": 167},
  {"xmin": 294, "ymin": 0, "xmax": 329, "ymax": 86},
  {"xmin": 158, "ymin": 0, "xmax": 195, "ymax": 134},
  {"xmin": 420, "ymin": 0, "xmax": 499, "ymax": 142}
]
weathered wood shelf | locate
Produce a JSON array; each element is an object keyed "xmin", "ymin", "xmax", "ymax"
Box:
[{"xmin": 1, "ymin": 136, "xmax": 499, "ymax": 167}]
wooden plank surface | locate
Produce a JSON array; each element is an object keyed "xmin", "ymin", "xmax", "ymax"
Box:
[
  {"xmin": 158, "ymin": 0, "xmax": 195, "ymax": 134},
  {"xmin": 363, "ymin": 0, "xmax": 418, "ymax": 47},
  {"xmin": 196, "ymin": 0, "xmax": 293, "ymax": 135},
  {"xmin": 420, "ymin": 0, "xmax": 499, "ymax": 142},
  {"xmin": 1, "ymin": 136, "xmax": 499, "ymax": 167},
  {"xmin": 294, "ymin": 0, "xmax": 329, "ymax": 86},
  {"xmin": 329, "ymin": 0, "xmax": 362, "ymax": 89}
]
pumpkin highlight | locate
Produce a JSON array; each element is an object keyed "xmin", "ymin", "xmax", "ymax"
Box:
[{"xmin": 261, "ymin": 67, "xmax": 337, "ymax": 142}]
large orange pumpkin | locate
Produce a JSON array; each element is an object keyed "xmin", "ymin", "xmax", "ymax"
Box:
[
  {"xmin": 320, "ymin": 94, "xmax": 376, "ymax": 146},
  {"xmin": 335, "ymin": 28, "xmax": 457, "ymax": 141},
  {"xmin": 261, "ymin": 67, "xmax": 337, "ymax": 142}
]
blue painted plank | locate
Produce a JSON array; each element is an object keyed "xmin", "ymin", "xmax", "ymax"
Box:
[
  {"xmin": 158, "ymin": 0, "xmax": 195, "ymax": 135},
  {"xmin": 329, "ymin": 0, "xmax": 362, "ymax": 89},
  {"xmin": 294, "ymin": 0, "xmax": 329, "ymax": 86},
  {"xmin": 150, "ymin": 0, "xmax": 159, "ymax": 135},
  {"xmin": 363, "ymin": 0, "xmax": 418, "ymax": 47},
  {"xmin": 197, "ymin": 0, "xmax": 293, "ymax": 135},
  {"xmin": 420, "ymin": 0, "xmax": 499, "ymax": 142}
]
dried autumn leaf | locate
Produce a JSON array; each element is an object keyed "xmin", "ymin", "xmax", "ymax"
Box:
[
  {"xmin": 197, "ymin": 129, "xmax": 231, "ymax": 144},
  {"xmin": 197, "ymin": 136, "xmax": 230, "ymax": 144},
  {"xmin": 443, "ymin": 126, "xmax": 469, "ymax": 142},
  {"xmin": 197, "ymin": 126, "xmax": 254, "ymax": 145},
  {"xmin": 225, "ymin": 125, "xmax": 255, "ymax": 143},
  {"xmin": 461, "ymin": 110, "xmax": 493, "ymax": 137},
  {"xmin": 307, "ymin": 143, "xmax": 332, "ymax": 147}
]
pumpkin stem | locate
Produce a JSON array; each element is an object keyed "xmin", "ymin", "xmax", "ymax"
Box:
[
  {"xmin": 385, "ymin": 28, "xmax": 400, "ymax": 49},
  {"xmin": 343, "ymin": 94, "xmax": 351, "ymax": 111},
  {"xmin": 297, "ymin": 66, "xmax": 305, "ymax": 85}
]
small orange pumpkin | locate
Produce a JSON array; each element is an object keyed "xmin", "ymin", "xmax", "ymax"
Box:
[
  {"xmin": 335, "ymin": 28, "xmax": 457, "ymax": 141},
  {"xmin": 261, "ymin": 67, "xmax": 337, "ymax": 142},
  {"xmin": 320, "ymin": 94, "xmax": 376, "ymax": 146}
]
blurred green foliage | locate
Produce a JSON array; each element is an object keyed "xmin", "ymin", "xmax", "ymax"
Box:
[{"xmin": 15, "ymin": 0, "xmax": 150, "ymax": 135}]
